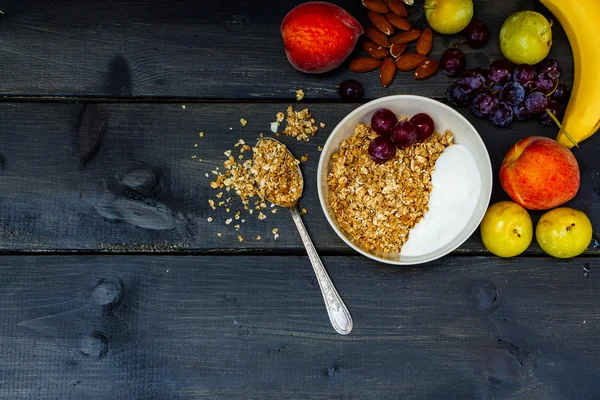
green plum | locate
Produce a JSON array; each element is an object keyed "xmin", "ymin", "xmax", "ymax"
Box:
[
  {"xmin": 424, "ymin": 0, "xmax": 473, "ymax": 35},
  {"xmin": 480, "ymin": 201, "xmax": 533, "ymax": 258},
  {"xmin": 500, "ymin": 11, "xmax": 553, "ymax": 65},
  {"xmin": 536, "ymin": 208, "xmax": 593, "ymax": 258}
]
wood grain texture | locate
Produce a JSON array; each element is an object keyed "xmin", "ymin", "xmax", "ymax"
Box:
[
  {"xmin": 0, "ymin": 255, "xmax": 598, "ymax": 399},
  {"xmin": 0, "ymin": 0, "xmax": 573, "ymax": 100},
  {"xmin": 0, "ymin": 102, "xmax": 598, "ymax": 254}
]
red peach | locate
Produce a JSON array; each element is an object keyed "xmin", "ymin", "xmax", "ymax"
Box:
[
  {"xmin": 281, "ymin": 2, "xmax": 363, "ymax": 74},
  {"xmin": 500, "ymin": 136, "xmax": 580, "ymax": 210}
]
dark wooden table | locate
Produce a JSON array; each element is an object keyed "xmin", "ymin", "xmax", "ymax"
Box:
[{"xmin": 0, "ymin": 1, "xmax": 599, "ymax": 399}]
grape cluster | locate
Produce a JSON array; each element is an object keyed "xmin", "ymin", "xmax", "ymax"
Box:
[
  {"xmin": 368, "ymin": 108, "xmax": 435, "ymax": 163},
  {"xmin": 446, "ymin": 59, "xmax": 570, "ymax": 128}
]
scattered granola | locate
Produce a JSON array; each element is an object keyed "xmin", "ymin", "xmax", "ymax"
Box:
[
  {"xmin": 327, "ymin": 123, "xmax": 453, "ymax": 255},
  {"xmin": 301, "ymin": 208, "xmax": 308, "ymax": 215},
  {"xmin": 295, "ymin": 89, "xmax": 305, "ymax": 101},
  {"xmin": 251, "ymin": 139, "xmax": 303, "ymax": 206},
  {"xmin": 199, "ymin": 132, "xmax": 205, "ymax": 137},
  {"xmin": 210, "ymin": 153, "xmax": 257, "ymax": 208},
  {"xmin": 281, "ymin": 105, "xmax": 319, "ymax": 141},
  {"xmin": 240, "ymin": 118, "xmax": 248, "ymax": 127}
]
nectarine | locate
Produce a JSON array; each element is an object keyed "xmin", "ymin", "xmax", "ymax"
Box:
[
  {"xmin": 281, "ymin": 2, "xmax": 363, "ymax": 74},
  {"xmin": 500, "ymin": 136, "xmax": 580, "ymax": 210}
]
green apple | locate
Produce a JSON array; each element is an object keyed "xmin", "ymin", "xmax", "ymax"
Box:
[
  {"xmin": 500, "ymin": 11, "xmax": 552, "ymax": 65},
  {"xmin": 480, "ymin": 201, "xmax": 533, "ymax": 258},
  {"xmin": 424, "ymin": 0, "xmax": 473, "ymax": 35},
  {"xmin": 536, "ymin": 207, "xmax": 593, "ymax": 258}
]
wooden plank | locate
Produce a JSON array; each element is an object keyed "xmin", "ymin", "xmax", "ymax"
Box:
[
  {"xmin": 0, "ymin": 0, "xmax": 573, "ymax": 99},
  {"xmin": 0, "ymin": 255, "xmax": 598, "ymax": 399},
  {"xmin": 0, "ymin": 102, "xmax": 598, "ymax": 254}
]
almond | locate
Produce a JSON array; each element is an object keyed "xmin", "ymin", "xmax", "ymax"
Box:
[
  {"xmin": 350, "ymin": 57, "xmax": 382, "ymax": 72},
  {"xmin": 395, "ymin": 53, "xmax": 426, "ymax": 71},
  {"xmin": 361, "ymin": 39, "xmax": 389, "ymax": 60},
  {"xmin": 390, "ymin": 28, "xmax": 422, "ymax": 44},
  {"xmin": 416, "ymin": 27, "xmax": 433, "ymax": 56},
  {"xmin": 380, "ymin": 57, "xmax": 396, "ymax": 88},
  {"xmin": 389, "ymin": 43, "xmax": 407, "ymax": 58},
  {"xmin": 385, "ymin": 13, "xmax": 411, "ymax": 30},
  {"xmin": 385, "ymin": 0, "xmax": 408, "ymax": 16},
  {"xmin": 367, "ymin": 11, "xmax": 395, "ymax": 35},
  {"xmin": 415, "ymin": 58, "xmax": 439, "ymax": 80},
  {"xmin": 365, "ymin": 26, "xmax": 391, "ymax": 48},
  {"xmin": 362, "ymin": 0, "xmax": 389, "ymax": 13}
]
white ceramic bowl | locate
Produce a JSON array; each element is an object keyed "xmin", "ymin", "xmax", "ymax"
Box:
[{"xmin": 317, "ymin": 95, "xmax": 493, "ymax": 265}]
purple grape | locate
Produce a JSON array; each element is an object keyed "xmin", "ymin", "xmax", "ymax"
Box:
[
  {"xmin": 368, "ymin": 136, "xmax": 396, "ymax": 163},
  {"xmin": 470, "ymin": 91, "xmax": 499, "ymax": 117},
  {"xmin": 488, "ymin": 60, "xmax": 514, "ymax": 85},
  {"xmin": 513, "ymin": 64, "xmax": 536, "ymax": 87},
  {"xmin": 371, "ymin": 109, "xmax": 398, "ymax": 137},
  {"xmin": 536, "ymin": 59, "xmax": 561, "ymax": 79},
  {"xmin": 446, "ymin": 84, "xmax": 471, "ymax": 107},
  {"xmin": 338, "ymin": 79, "xmax": 364, "ymax": 102},
  {"xmin": 535, "ymin": 72, "xmax": 558, "ymax": 95},
  {"xmin": 501, "ymin": 82, "xmax": 526, "ymax": 106},
  {"xmin": 525, "ymin": 91, "xmax": 549, "ymax": 114},
  {"xmin": 490, "ymin": 102, "xmax": 514, "ymax": 127},
  {"xmin": 513, "ymin": 103, "xmax": 532, "ymax": 122},
  {"xmin": 458, "ymin": 70, "xmax": 486, "ymax": 94},
  {"xmin": 551, "ymin": 82, "xmax": 570, "ymax": 104},
  {"xmin": 463, "ymin": 20, "xmax": 490, "ymax": 48},
  {"xmin": 440, "ymin": 48, "xmax": 466, "ymax": 77},
  {"xmin": 541, "ymin": 100, "xmax": 562, "ymax": 126},
  {"xmin": 474, "ymin": 67, "xmax": 493, "ymax": 88},
  {"xmin": 391, "ymin": 120, "xmax": 417, "ymax": 148},
  {"xmin": 410, "ymin": 113, "xmax": 435, "ymax": 141}
]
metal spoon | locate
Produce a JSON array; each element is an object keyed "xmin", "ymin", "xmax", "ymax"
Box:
[{"xmin": 254, "ymin": 138, "xmax": 353, "ymax": 335}]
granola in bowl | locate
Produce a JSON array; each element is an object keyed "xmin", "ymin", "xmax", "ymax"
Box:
[{"xmin": 327, "ymin": 123, "xmax": 453, "ymax": 255}]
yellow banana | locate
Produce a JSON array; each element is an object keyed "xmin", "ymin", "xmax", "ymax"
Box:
[{"xmin": 540, "ymin": 0, "xmax": 600, "ymax": 148}]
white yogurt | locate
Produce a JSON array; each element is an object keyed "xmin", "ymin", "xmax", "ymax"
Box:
[{"xmin": 401, "ymin": 144, "xmax": 481, "ymax": 256}]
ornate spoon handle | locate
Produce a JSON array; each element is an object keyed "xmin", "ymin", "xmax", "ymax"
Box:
[{"xmin": 288, "ymin": 206, "xmax": 353, "ymax": 335}]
